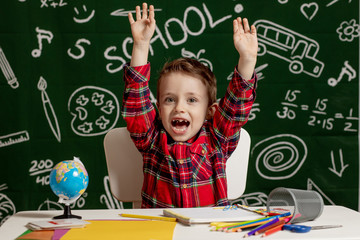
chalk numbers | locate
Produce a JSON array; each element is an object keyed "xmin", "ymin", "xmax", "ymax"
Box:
[
  {"xmin": 276, "ymin": 90, "xmax": 300, "ymax": 120},
  {"xmin": 29, "ymin": 159, "xmax": 54, "ymax": 186},
  {"xmin": 276, "ymin": 105, "xmax": 295, "ymax": 119},
  {"xmin": 314, "ymin": 98, "xmax": 328, "ymax": 112},
  {"xmin": 308, "ymin": 116, "xmax": 334, "ymax": 130},
  {"xmin": 308, "ymin": 98, "xmax": 334, "ymax": 130}
]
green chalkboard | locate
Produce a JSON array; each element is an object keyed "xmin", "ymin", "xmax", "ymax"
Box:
[{"xmin": 0, "ymin": 0, "xmax": 359, "ymax": 225}]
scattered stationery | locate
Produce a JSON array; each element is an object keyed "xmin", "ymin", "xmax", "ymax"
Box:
[
  {"xmin": 52, "ymin": 229, "xmax": 70, "ymax": 240},
  {"xmin": 243, "ymin": 217, "xmax": 280, "ymax": 237},
  {"xmin": 210, "ymin": 212, "xmax": 291, "ymax": 233},
  {"xmin": 60, "ymin": 220, "xmax": 176, "ymax": 240},
  {"xmin": 16, "ymin": 229, "xmax": 33, "ymax": 239},
  {"xmin": 26, "ymin": 219, "xmax": 90, "ymax": 231},
  {"xmin": 255, "ymin": 219, "xmax": 286, "ymax": 235},
  {"xmin": 163, "ymin": 206, "xmax": 261, "ymax": 225},
  {"xmin": 120, "ymin": 213, "xmax": 177, "ymax": 222},
  {"xmin": 261, "ymin": 223, "xmax": 285, "ymax": 237},
  {"xmin": 236, "ymin": 205, "xmax": 268, "ymax": 216},
  {"xmin": 16, "ymin": 230, "xmax": 54, "ymax": 240}
]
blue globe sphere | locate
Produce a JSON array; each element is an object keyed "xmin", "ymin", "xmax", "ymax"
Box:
[{"xmin": 49, "ymin": 160, "xmax": 89, "ymax": 202}]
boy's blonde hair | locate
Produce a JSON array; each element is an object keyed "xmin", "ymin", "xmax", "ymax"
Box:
[{"xmin": 157, "ymin": 58, "xmax": 217, "ymax": 106}]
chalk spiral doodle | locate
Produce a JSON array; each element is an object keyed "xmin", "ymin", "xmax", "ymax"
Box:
[{"xmin": 252, "ymin": 134, "xmax": 307, "ymax": 180}]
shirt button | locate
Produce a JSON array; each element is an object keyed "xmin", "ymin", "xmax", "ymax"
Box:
[
  {"xmin": 202, "ymin": 149, "xmax": 205, "ymax": 154},
  {"xmin": 182, "ymin": 184, "xmax": 187, "ymax": 189},
  {"xmin": 179, "ymin": 142, "xmax": 183, "ymax": 145},
  {"xmin": 179, "ymin": 160, "xmax": 184, "ymax": 164}
]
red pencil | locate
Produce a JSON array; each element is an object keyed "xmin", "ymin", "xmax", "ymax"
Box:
[{"xmin": 261, "ymin": 223, "xmax": 285, "ymax": 237}]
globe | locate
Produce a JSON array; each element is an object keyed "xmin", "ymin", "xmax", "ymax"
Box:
[{"xmin": 49, "ymin": 157, "xmax": 89, "ymax": 219}]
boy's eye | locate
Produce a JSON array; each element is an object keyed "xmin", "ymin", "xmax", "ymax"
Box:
[
  {"xmin": 164, "ymin": 97, "xmax": 174, "ymax": 103},
  {"xmin": 188, "ymin": 97, "xmax": 197, "ymax": 103}
]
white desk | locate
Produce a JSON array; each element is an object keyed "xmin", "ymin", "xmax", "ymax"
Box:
[{"xmin": 0, "ymin": 206, "xmax": 359, "ymax": 240}]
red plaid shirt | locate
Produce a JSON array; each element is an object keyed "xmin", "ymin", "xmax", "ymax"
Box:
[{"xmin": 121, "ymin": 63, "xmax": 256, "ymax": 208}]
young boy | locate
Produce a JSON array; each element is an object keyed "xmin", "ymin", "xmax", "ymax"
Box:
[{"xmin": 122, "ymin": 3, "xmax": 257, "ymax": 208}]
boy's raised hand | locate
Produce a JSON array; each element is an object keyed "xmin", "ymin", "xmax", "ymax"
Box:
[
  {"xmin": 129, "ymin": 3, "xmax": 156, "ymax": 66},
  {"xmin": 128, "ymin": 3, "xmax": 156, "ymax": 46},
  {"xmin": 233, "ymin": 17, "xmax": 258, "ymax": 79}
]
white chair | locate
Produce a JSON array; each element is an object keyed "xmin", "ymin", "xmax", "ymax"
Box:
[{"xmin": 104, "ymin": 127, "xmax": 251, "ymax": 208}]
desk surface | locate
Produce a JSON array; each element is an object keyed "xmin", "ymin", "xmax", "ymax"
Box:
[{"xmin": 0, "ymin": 206, "xmax": 359, "ymax": 240}]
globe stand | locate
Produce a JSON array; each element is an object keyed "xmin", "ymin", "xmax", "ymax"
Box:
[{"xmin": 53, "ymin": 204, "xmax": 82, "ymax": 219}]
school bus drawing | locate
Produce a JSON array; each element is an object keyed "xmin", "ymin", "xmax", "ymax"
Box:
[{"xmin": 254, "ymin": 20, "xmax": 324, "ymax": 78}]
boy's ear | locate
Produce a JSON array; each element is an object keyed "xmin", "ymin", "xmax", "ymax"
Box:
[{"xmin": 206, "ymin": 103, "xmax": 218, "ymax": 120}]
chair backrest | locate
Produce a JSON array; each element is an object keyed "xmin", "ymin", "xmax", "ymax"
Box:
[
  {"xmin": 104, "ymin": 128, "xmax": 143, "ymax": 208},
  {"xmin": 226, "ymin": 128, "xmax": 251, "ymax": 200},
  {"xmin": 104, "ymin": 127, "xmax": 251, "ymax": 207}
]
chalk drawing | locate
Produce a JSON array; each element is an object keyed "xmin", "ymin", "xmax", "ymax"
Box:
[
  {"xmin": 326, "ymin": 0, "xmax": 340, "ymax": 7},
  {"xmin": 73, "ymin": 5, "xmax": 95, "ymax": 23},
  {"xmin": 38, "ymin": 198, "xmax": 63, "ymax": 210},
  {"xmin": 0, "ymin": 47, "xmax": 19, "ymax": 89},
  {"xmin": 149, "ymin": 89, "xmax": 158, "ymax": 108},
  {"xmin": 0, "ymin": 184, "xmax": 16, "ymax": 226},
  {"xmin": 328, "ymin": 149, "xmax": 349, "ymax": 177},
  {"xmin": 202, "ymin": 3, "xmax": 232, "ymax": 28},
  {"xmin": 29, "ymin": 159, "xmax": 54, "ymax": 186},
  {"xmin": 248, "ymin": 103, "xmax": 260, "ymax": 121},
  {"xmin": 67, "ymin": 39, "xmax": 91, "ymax": 60},
  {"xmin": 104, "ymin": 46, "xmax": 127, "ymax": 74},
  {"xmin": 307, "ymin": 178, "xmax": 335, "ymax": 205},
  {"xmin": 227, "ymin": 63, "xmax": 268, "ymax": 81},
  {"xmin": 300, "ymin": 3, "xmax": 319, "ymax": 21},
  {"xmin": 276, "ymin": 90, "xmax": 301, "ymax": 120},
  {"xmin": 336, "ymin": 19, "xmax": 360, "ymax": 42},
  {"xmin": 328, "ymin": 61, "xmax": 356, "ymax": 87},
  {"xmin": 40, "ymin": 0, "xmax": 67, "ymax": 8},
  {"xmin": 252, "ymin": 134, "xmax": 307, "ymax": 180},
  {"xmin": 234, "ymin": 4, "xmax": 243, "ymax": 13},
  {"xmin": 326, "ymin": 0, "xmax": 352, "ymax": 7},
  {"xmin": 254, "ymin": 63, "xmax": 269, "ymax": 80},
  {"xmin": 31, "ymin": 27, "xmax": 54, "ymax": 58},
  {"xmin": 0, "ymin": 130, "xmax": 29, "ymax": 148},
  {"xmin": 108, "ymin": 3, "xmax": 232, "ymax": 73},
  {"xmin": 111, "ymin": 8, "xmax": 162, "ymax": 17},
  {"xmin": 181, "ymin": 48, "xmax": 213, "ymax": 71},
  {"xmin": 274, "ymin": 89, "xmax": 358, "ymax": 132},
  {"xmin": 343, "ymin": 108, "xmax": 358, "ymax": 132},
  {"xmin": 100, "ymin": 176, "xmax": 123, "ymax": 209},
  {"xmin": 231, "ymin": 192, "xmax": 268, "ymax": 207},
  {"xmin": 254, "ymin": 19, "xmax": 324, "ymax": 78},
  {"xmin": 68, "ymin": 86, "xmax": 119, "ymax": 136},
  {"xmin": 70, "ymin": 192, "xmax": 88, "ymax": 209},
  {"xmin": 38, "ymin": 77, "xmax": 61, "ymax": 142}
]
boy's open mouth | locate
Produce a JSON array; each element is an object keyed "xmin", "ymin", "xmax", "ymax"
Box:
[{"xmin": 171, "ymin": 119, "xmax": 190, "ymax": 133}]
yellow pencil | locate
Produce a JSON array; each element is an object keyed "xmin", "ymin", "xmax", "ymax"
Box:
[{"xmin": 120, "ymin": 213, "xmax": 177, "ymax": 222}]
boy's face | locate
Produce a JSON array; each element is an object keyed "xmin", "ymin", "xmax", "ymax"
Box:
[{"xmin": 157, "ymin": 72, "xmax": 210, "ymax": 142}]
